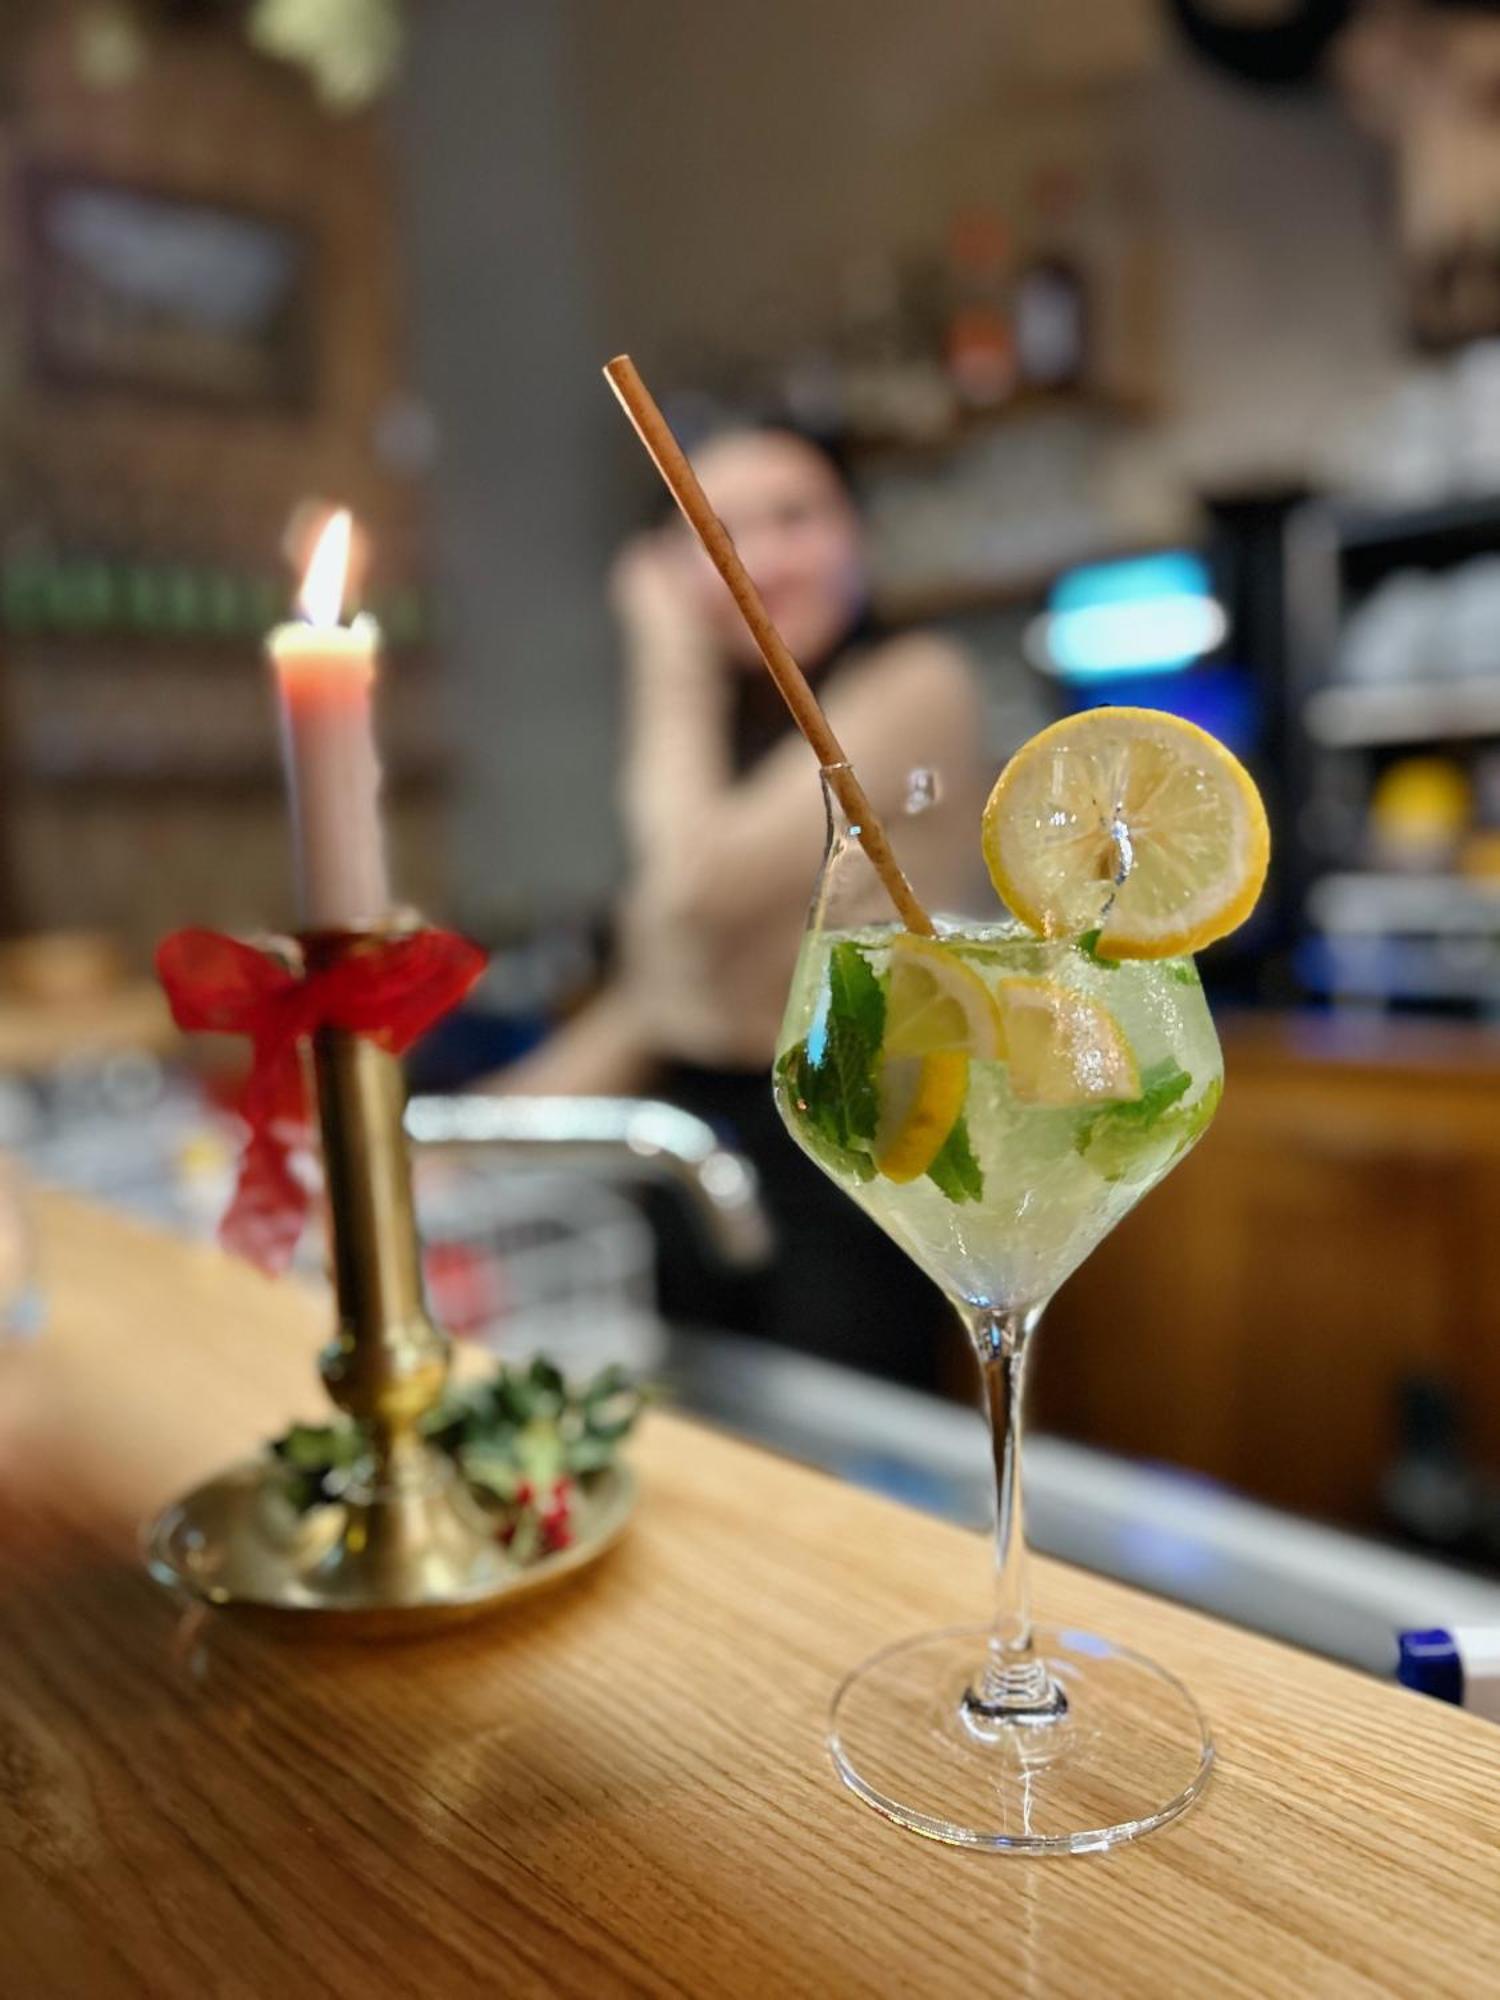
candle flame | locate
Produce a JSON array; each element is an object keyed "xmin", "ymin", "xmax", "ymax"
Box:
[{"xmin": 298, "ymin": 509, "xmax": 353, "ymax": 627}]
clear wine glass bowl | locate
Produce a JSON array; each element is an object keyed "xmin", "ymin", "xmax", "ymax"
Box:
[{"xmin": 773, "ymin": 767, "xmax": 1224, "ymax": 1853}]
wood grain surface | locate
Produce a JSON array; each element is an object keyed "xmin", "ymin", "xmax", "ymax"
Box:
[{"xmin": 2, "ymin": 1192, "xmax": 1499, "ymax": 1998}]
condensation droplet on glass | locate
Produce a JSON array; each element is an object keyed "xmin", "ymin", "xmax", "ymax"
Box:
[{"xmin": 905, "ymin": 767, "xmax": 939, "ymax": 816}]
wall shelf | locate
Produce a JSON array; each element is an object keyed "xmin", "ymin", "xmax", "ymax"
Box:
[
  {"xmin": 843, "ymin": 387, "xmax": 1155, "ymax": 468},
  {"xmin": 1304, "ymin": 676, "xmax": 1500, "ymax": 748},
  {"xmin": 1307, "ymin": 871, "xmax": 1500, "ymax": 936},
  {"xmin": 873, "ymin": 535, "xmax": 1188, "ymax": 627}
]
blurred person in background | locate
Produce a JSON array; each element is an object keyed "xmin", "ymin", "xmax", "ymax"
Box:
[{"xmin": 501, "ymin": 423, "xmax": 985, "ymax": 1384}]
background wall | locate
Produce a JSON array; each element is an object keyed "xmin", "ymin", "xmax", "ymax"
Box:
[
  {"xmin": 397, "ymin": 0, "xmax": 1409, "ymax": 928},
  {"xmin": 569, "ymin": 0, "xmax": 1160, "ymax": 361},
  {"xmin": 0, "ymin": 9, "xmax": 440, "ymax": 949},
  {"xmin": 396, "ymin": 3, "xmax": 619, "ymax": 935},
  {"xmin": 0, "ymin": 3, "xmax": 1414, "ymax": 941},
  {"xmin": 1142, "ymin": 46, "xmax": 1401, "ymax": 488}
]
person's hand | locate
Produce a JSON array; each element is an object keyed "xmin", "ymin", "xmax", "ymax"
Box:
[{"xmin": 609, "ymin": 530, "xmax": 713, "ymax": 662}]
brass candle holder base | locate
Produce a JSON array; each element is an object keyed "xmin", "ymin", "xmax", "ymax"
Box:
[
  {"xmin": 146, "ymin": 926, "xmax": 633, "ymax": 1636},
  {"xmin": 145, "ymin": 1456, "xmax": 637, "ymax": 1639}
]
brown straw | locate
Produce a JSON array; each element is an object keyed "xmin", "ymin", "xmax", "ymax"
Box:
[{"xmin": 603, "ymin": 355, "xmax": 935, "ymax": 937}]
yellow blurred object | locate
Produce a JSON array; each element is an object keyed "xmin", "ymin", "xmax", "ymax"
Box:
[
  {"xmin": 1368, "ymin": 757, "xmax": 1472, "ymax": 871},
  {"xmin": 1457, "ymin": 828, "xmax": 1500, "ymax": 882},
  {"xmin": 177, "ymin": 1131, "xmax": 233, "ymax": 1183}
]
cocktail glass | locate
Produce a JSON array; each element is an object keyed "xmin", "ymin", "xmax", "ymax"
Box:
[{"xmin": 775, "ymin": 769, "xmax": 1223, "ymax": 1853}]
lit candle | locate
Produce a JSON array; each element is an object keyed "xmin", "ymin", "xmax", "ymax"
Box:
[{"xmin": 267, "ymin": 509, "xmax": 390, "ymax": 929}]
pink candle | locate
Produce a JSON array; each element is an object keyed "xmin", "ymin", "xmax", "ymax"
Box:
[{"xmin": 268, "ymin": 510, "xmax": 390, "ymax": 929}]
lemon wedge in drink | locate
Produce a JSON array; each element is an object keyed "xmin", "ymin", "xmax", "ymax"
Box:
[
  {"xmin": 874, "ymin": 1050, "xmax": 971, "ymax": 1183},
  {"xmin": 871, "ymin": 938, "xmax": 1005, "ymax": 1183},
  {"xmin": 996, "ymin": 978, "xmax": 1140, "ymax": 1107},
  {"xmin": 982, "ymin": 707, "xmax": 1269, "ymax": 960},
  {"xmin": 883, "ymin": 934, "xmax": 1006, "ymax": 1059}
]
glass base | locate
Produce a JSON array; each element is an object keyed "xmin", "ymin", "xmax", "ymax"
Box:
[{"xmin": 829, "ymin": 1623, "xmax": 1213, "ymax": 1854}]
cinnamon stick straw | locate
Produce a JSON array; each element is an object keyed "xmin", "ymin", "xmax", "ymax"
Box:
[{"xmin": 603, "ymin": 354, "xmax": 936, "ymax": 937}]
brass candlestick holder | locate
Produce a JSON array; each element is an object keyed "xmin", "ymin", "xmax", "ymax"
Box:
[{"xmin": 146, "ymin": 928, "xmax": 634, "ymax": 1636}]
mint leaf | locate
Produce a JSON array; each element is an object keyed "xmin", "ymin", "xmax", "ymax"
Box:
[
  {"xmin": 776, "ymin": 941, "xmax": 885, "ymax": 1181},
  {"xmin": 1077, "ymin": 929, "xmax": 1119, "ymax": 969},
  {"xmin": 1074, "ymin": 1059, "xmax": 1213, "ymax": 1181},
  {"xmin": 820, "ymin": 940, "xmax": 885, "ymax": 1144},
  {"xmin": 1074, "ymin": 1056, "xmax": 1190, "ymax": 1157},
  {"xmin": 1176, "ymin": 1074, "xmax": 1222, "ymax": 1149},
  {"xmin": 927, "ymin": 1114, "xmax": 984, "ymax": 1203},
  {"xmin": 776, "ymin": 1042, "xmax": 877, "ymax": 1181},
  {"xmin": 1138, "ymin": 1056, "xmax": 1195, "ymax": 1114}
]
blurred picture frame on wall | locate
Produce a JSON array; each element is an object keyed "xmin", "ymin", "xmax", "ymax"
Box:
[{"xmin": 22, "ymin": 168, "xmax": 314, "ymax": 409}]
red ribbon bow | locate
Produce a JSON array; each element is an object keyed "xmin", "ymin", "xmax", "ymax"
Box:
[{"xmin": 156, "ymin": 926, "xmax": 486, "ymax": 1275}]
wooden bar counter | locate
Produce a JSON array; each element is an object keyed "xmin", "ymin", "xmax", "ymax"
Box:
[
  {"xmin": 1046, "ymin": 1010, "xmax": 1500, "ymax": 1526},
  {"xmin": 2, "ymin": 1192, "xmax": 1499, "ymax": 1997}
]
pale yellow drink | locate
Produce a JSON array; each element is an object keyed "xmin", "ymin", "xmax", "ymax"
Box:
[{"xmin": 776, "ymin": 920, "xmax": 1221, "ymax": 1315}]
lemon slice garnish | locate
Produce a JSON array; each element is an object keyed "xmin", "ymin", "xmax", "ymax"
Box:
[
  {"xmin": 883, "ymin": 934, "xmax": 1006, "ymax": 1060},
  {"xmin": 873, "ymin": 1050, "xmax": 970, "ymax": 1183},
  {"xmin": 982, "ymin": 707, "xmax": 1269, "ymax": 960},
  {"xmin": 996, "ymin": 978, "xmax": 1140, "ymax": 1107}
]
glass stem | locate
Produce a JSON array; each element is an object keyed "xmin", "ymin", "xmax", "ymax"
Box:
[{"xmin": 964, "ymin": 1306, "xmax": 1067, "ymax": 1725}]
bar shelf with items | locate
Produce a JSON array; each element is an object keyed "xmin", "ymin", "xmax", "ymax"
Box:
[
  {"xmin": 0, "ymin": 542, "xmax": 436, "ymax": 650},
  {"xmin": 1306, "ymin": 675, "xmax": 1500, "ymax": 749},
  {"xmin": 663, "ymin": 142, "xmax": 1170, "ymax": 632},
  {"xmin": 821, "ymin": 210, "xmax": 1175, "ymax": 627},
  {"xmin": 1286, "ymin": 492, "xmax": 1500, "ymax": 1011},
  {"xmin": 858, "ymin": 403, "xmax": 1184, "ymax": 631},
  {"xmin": 0, "ymin": 518, "xmax": 449, "ymax": 950}
]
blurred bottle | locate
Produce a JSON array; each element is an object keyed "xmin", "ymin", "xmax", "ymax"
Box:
[
  {"xmin": 0, "ymin": 540, "xmax": 51, "ymax": 634},
  {"xmin": 1015, "ymin": 168, "xmax": 1091, "ymax": 392},
  {"xmin": 380, "ymin": 585, "xmax": 430, "ymax": 649},
  {"xmin": 1368, "ymin": 756, "xmax": 1471, "ymax": 872},
  {"xmin": 71, "ymin": 554, "xmax": 116, "ymax": 633},
  {"xmin": 67, "ymin": 484, "xmax": 123, "ymax": 634},
  {"xmin": 943, "ymin": 208, "xmax": 1018, "ymax": 411},
  {"xmin": 122, "ymin": 558, "xmax": 169, "ymax": 635},
  {"xmin": 43, "ymin": 551, "xmax": 79, "ymax": 631},
  {"xmin": 201, "ymin": 564, "xmax": 244, "ymax": 639},
  {"xmin": 1381, "ymin": 1376, "xmax": 1482, "ymax": 1554},
  {"xmin": 835, "ymin": 252, "xmax": 953, "ymax": 445},
  {"xmin": 779, "ymin": 344, "xmax": 849, "ymax": 441},
  {"xmin": 161, "ymin": 561, "xmax": 205, "ymax": 637},
  {"xmin": 1460, "ymin": 751, "xmax": 1500, "ymax": 883},
  {"xmin": 258, "ymin": 573, "xmax": 291, "ymax": 631}
]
